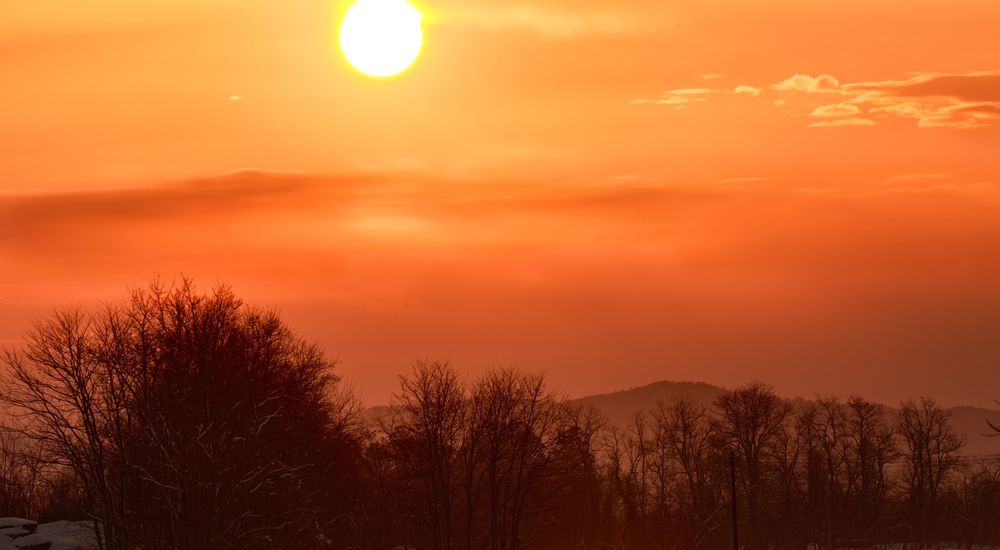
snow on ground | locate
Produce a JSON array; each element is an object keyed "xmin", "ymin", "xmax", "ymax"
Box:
[
  {"xmin": 0, "ymin": 519, "xmax": 95, "ymax": 550},
  {"xmin": 1, "ymin": 520, "xmax": 996, "ymax": 550},
  {"xmin": 816, "ymin": 546, "xmax": 993, "ymax": 550},
  {"xmin": 36, "ymin": 521, "xmax": 97, "ymax": 550}
]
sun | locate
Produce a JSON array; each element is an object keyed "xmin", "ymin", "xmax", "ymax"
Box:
[{"xmin": 340, "ymin": 0, "xmax": 423, "ymax": 78}]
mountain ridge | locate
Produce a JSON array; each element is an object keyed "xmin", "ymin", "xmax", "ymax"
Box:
[{"xmin": 569, "ymin": 379, "xmax": 1000, "ymax": 456}]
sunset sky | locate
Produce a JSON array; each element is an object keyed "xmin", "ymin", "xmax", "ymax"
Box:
[{"xmin": 2, "ymin": 0, "xmax": 1000, "ymax": 406}]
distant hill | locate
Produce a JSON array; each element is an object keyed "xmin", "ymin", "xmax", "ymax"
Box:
[
  {"xmin": 570, "ymin": 380, "xmax": 1000, "ymax": 457},
  {"xmin": 569, "ymin": 381, "xmax": 726, "ymax": 427}
]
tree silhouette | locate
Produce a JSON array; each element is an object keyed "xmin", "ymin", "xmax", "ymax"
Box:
[{"xmin": 2, "ymin": 279, "xmax": 361, "ymax": 550}]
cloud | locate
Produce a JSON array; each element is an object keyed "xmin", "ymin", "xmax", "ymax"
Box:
[
  {"xmin": 631, "ymin": 88, "xmax": 714, "ymax": 108},
  {"xmin": 733, "ymin": 85, "xmax": 762, "ymax": 97},
  {"xmin": 700, "ymin": 73, "xmax": 726, "ymax": 80},
  {"xmin": 639, "ymin": 70, "xmax": 1000, "ymax": 127},
  {"xmin": 915, "ymin": 102, "xmax": 1000, "ymax": 128},
  {"xmin": 761, "ymin": 70, "xmax": 1000, "ymax": 128},
  {"xmin": 842, "ymin": 71, "xmax": 1000, "ymax": 128},
  {"xmin": 772, "ymin": 74, "xmax": 841, "ymax": 93},
  {"xmin": 810, "ymin": 103, "xmax": 862, "ymax": 118},
  {"xmin": 3, "ymin": 171, "xmax": 1000, "ymax": 406},
  {"xmin": 808, "ymin": 117, "xmax": 876, "ymax": 128},
  {"xmin": 846, "ymin": 70, "xmax": 1000, "ymax": 102},
  {"xmin": 632, "ymin": 85, "xmax": 762, "ymax": 107}
]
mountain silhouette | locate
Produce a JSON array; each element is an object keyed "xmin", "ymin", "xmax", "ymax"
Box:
[
  {"xmin": 368, "ymin": 378, "xmax": 1000, "ymax": 456},
  {"xmin": 569, "ymin": 380, "xmax": 1000, "ymax": 456}
]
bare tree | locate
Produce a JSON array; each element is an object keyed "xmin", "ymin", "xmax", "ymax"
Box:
[
  {"xmin": 2, "ymin": 279, "xmax": 361, "ymax": 550},
  {"xmin": 896, "ymin": 397, "xmax": 965, "ymax": 548},
  {"xmin": 5, "ymin": 280, "xmax": 999, "ymax": 550},
  {"xmin": 2, "ymin": 309, "xmax": 124, "ymax": 549},
  {"xmin": 652, "ymin": 399, "xmax": 724, "ymax": 549},
  {"xmin": 0, "ymin": 424, "xmax": 45, "ymax": 518},
  {"xmin": 375, "ymin": 366, "xmax": 566, "ymax": 550},
  {"xmin": 814, "ymin": 397, "xmax": 847, "ymax": 550},
  {"xmin": 843, "ymin": 396, "xmax": 895, "ymax": 546},
  {"xmin": 713, "ymin": 382, "xmax": 791, "ymax": 550},
  {"xmin": 608, "ymin": 410, "xmax": 653, "ymax": 549},
  {"xmin": 546, "ymin": 404, "xmax": 612, "ymax": 550},
  {"xmin": 469, "ymin": 369, "xmax": 561, "ymax": 550},
  {"xmin": 385, "ymin": 360, "xmax": 466, "ymax": 550},
  {"xmin": 769, "ymin": 407, "xmax": 803, "ymax": 549}
]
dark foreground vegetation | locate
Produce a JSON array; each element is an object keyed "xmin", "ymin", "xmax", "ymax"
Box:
[{"xmin": 1, "ymin": 281, "xmax": 998, "ymax": 550}]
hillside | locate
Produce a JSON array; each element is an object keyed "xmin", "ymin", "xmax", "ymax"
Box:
[
  {"xmin": 570, "ymin": 381, "xmax": 727, "ymax": 426},
  {"xmin": 571, "ymin": 380, "xmax": 1000, "ymax": 456}
]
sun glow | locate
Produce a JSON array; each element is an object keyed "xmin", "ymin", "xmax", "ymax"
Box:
[{"xmin": 340, "ymin": 0, "xmax": 423, "ymax": 77}]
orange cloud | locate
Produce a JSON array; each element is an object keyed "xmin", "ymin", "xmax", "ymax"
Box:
[
  {"xmin": 632, "ymin": 84, "xmax": 763, "ymax": 107},
  {"xmin": 807, "ymin": 103, "xmax": 873, "ymax": 127},
  {"xmin": 808, "ymin": 117, "xmax": 876, "ymax": 128},
  {"xmin": 3, "ymin": 171, "xmax": 1000, "ymax": 406},
  {"xmin": 847, "ymin": 71, "xmax": 1000, "ymax": 102},
  {"xmin": 666, "ymin": 70, "xmax": 1000, "ymax": 128},
  {"xmin": 847, "ymin": 71, "xmax": 1000, "ymax": 128},
  {"xmin": 733, "ymin": 85, "xmax": 762, "ymax": 96},
  {"xmin": 772, "ymin": 74, "xmax": 841, "ymax": 93},
  {"xmin": 809, "ymin": 103, "xmax": 862, "ymax": 118}
]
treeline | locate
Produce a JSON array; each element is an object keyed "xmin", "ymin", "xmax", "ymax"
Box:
[{"xmin": 1, "ymin": 281, "xmax": 999, "ymax": 550}]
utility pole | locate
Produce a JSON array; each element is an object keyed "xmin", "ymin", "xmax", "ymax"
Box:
[{"xmin": 730, "ymin": 450, "xmax": 740, "ymax": 550}]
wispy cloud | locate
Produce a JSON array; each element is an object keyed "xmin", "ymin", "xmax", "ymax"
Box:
[
  {"xmin": 643, "ymin": 70, "xmax": 1000, "ymax": 128},
  {"xmin": 779, "ymin": 70, "xmax": 1000, "ymax": 128},
  {"xmin": 845, "ymin": 71, "xmax": 1000, "ymax": 128},
  {"xmin": 807, "ymin": 102, "xmax": 874, "ymax": 128},
  {"xmin": 631, "ymin": 88, "xmax": 713, "ymax": 108},
  {"xmin": 632, "ymin": 85, "xmax": 764, "ymax": 108},
  {"xmin": 3, "ymin": 171, "xmax": 1000, "ymax": 407},
  {"xmin": 808, "ymin": 117, "xmax": 876, "ymax": 128},
  {"xmin": 772, "ymin": 74, "xmax": 841, "ymax": 93},
  {"xmin": 733, "ymin": 85, "xmax": 762, "ymax": 97},
  {"xmin": 810, "ymin": 103, "xmax": 861, "ymax": 118},
  {"xmin": 845, "ymin": 71, "xmax": 1000, "ymax": 102}
]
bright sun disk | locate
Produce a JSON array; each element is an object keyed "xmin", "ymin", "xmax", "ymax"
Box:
[{"xmin": 340, "ymin": 0, "xmax": 423, "ymax": 77}]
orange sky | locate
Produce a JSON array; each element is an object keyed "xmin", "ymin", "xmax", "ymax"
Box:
[{"xmin": 2, "ymin": 0, "xmax": 1000, "ymax": 406}]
